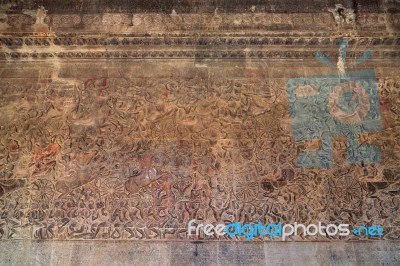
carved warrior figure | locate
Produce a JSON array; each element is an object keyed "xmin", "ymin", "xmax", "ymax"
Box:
[
  {"xmin": 33, "ymin": 5, "xmax": 50, "ymax": 33},
  {"xmin": 125, "ymin": 154, "xmax": 162, "ymax": 194},
  {"xmin": 35, "ymin": 6, "xmax": 46, "ymax": 24}
]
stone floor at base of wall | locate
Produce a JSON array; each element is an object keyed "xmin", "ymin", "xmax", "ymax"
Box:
[{"xmin": 0, "ymin": 241, "xmax": 398, "ymax": 266}]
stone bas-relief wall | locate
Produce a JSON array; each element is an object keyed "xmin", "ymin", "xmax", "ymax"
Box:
[
  {"xmin": 0, "ymin": 60, "xmax": 399, "ymax": 241},
  {"xmin": 0, "ymin": 0, "xmax": 399, "ymax": 244}
]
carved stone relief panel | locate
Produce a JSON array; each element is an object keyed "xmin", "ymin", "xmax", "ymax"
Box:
[{"xmin": 0, "ymin": 60, "xmax": 399, "ymax": 240}]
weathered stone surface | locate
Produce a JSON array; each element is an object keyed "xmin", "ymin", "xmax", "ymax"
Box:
[
  {"xmin": 0, "ymin": 241, "xmax": 399, "ymax": 265},
  {"xmin": 0, "ymin": 0, "xmax": 399, "ymax": 263},
  {"xmin": 0, "ymin": 59, "xmax": 399, "ymax": 241}
]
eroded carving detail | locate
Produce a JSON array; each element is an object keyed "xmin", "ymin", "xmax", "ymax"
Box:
[{"xmin": 0, "ymin": 76, "xmax": 398, "ymax": 240}]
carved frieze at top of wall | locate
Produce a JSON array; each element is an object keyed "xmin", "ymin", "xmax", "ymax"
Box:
[
  {"xmin": 5, "ymin": 0, "xmax": 393, "ymax": 13},
  {"xmin": 1, "ymin": 4, "xmax": 399, "ymax": 61},
  {"xmin": 1, "ymin": 49, "xmax": 399, "ymax": 61},
  {"xmin": 0, "ymin": 11, "xmax": 399, "ymax": 36},
  {"xmin": 0, "ymin": 34, "xmax": 399, "ymax": 60},
  {"xmin": 1, "ymin": 36, "xmax": 399, "ymax": 48}
]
